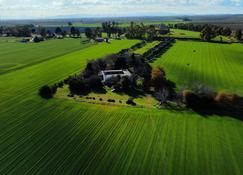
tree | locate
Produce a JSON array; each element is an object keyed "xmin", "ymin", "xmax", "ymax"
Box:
[
  {"xmin": 233, "ymin": 30, "xmax": 242, "ymax": 41},
  {"xmin": 85, "ymin": 28, "xmax": 93, "ymax": 39},
  {"xmin": 182, "ymin": 90, "xmax": 200, "ymax": 108},
  {"xmin": 200, "ymin": 26, "xmax": 215, "ymax": 41},
  {"xmin": 68, "ymin": 77, "xmax": 88, "ymax": 95},
  {"xmin": 76, "ymin": 29, "xmax": 81, "ymax": 38},
  {"xmin": 222, "ymin": 27, "xmax": 232, "ymax": 36},
  {"xmin": 40, "ymin": 28, "xmax": 46, "ymax": 37},
  {"xmin": 151, "ymin": 66, "xmax": 166, "ymax": 90},
  {"xmin": 68, "ymin": 22, "xmax": 73, "ymax": 26},
  {"xmin": 39, "ymin": 85, "xmax": 53, "ymax": 99},
  {"xmin": 147, "ymin": 25, "xmax": 157, "ymax": 41},
  {"xmin": 55, "ymin": 27, "xmax": 62, "ymax": 35},
  {"xmin": 155, "ymin": 88, "xmax": 169, "ymax": 105},
  {"xmin": 70, "ymin": 26, "xmax": 76, "ymax": 36}
]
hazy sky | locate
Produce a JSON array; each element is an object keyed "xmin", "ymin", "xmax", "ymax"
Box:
[{"xmin": 0, "ymin": 0, "xmax": 243, "ymax": 19}]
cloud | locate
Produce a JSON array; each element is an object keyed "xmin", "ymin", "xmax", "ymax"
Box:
[{"xmin": 0, "ymin": 0, "xmax": 243, "ymax": 19}]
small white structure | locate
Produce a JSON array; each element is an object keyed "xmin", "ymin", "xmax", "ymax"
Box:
[{"xmin": 99, "ymin": 70, "xmax": 131, "ymax": 83}]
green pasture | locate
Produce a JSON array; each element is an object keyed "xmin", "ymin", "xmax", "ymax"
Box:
[
  {"xmin": 164, "ymin": 29, "xmax": 200, "ymax": 38},
  {"xmin": 134, "ymin": 41, "xmax": 160, "ymax": 54},
  {"xmin": 152, "ymin": 40, "xmax": 243, "ymax": 95},
  {"xmin": 0, "ymin": 39, "xmax": 242, "ymax": 175},
  {"xmin": 0, "ymin": 38, "xmax": 91, "ymax": 74}
]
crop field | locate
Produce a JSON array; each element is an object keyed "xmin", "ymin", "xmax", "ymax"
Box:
[
  {"xmin": 0, "ymin": 38, "xmax": 92, "ymax": 74},
  {"xmin": 0, "ymin": 39, "xmax": 242, "ymax": 175},
  {"xmin": 152, "ymin": 40, "xmax": 243, "ymax": 95}
]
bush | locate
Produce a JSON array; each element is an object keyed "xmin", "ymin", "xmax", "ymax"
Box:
[
  {"xmin": 51, "ymin": 84, "xmax": 58, "ymax": 94},
  {"xmin": 68, "ymin": 77, "xmax": 88, "ymax": 95},
  {"xmin": 99, "ymin": 98, "xmax": 103, "ymax": 101},
  {"xmin": 126, "ymin": 98, "xmax": 136, "ymax": 106},
  {"xmin": 58, "ymin": 81, "xmax": 64, "ymax": 88},
  {"xmin": 108, "ymin": 99, "xmax": 116, "ymax": 103},
  {"xmin": 39, "ymin": 85, "xmax": 53, "ymax": 99},
  {"xmin": 215, "ymin": 91, "xmax": 237, "ymax": 106},
  {"xmin": 85, "ymin": 75, "xmax": 103, "ymax": 90},
  {"xmin": 182, "ymin": 90, "xmax": 200, "ymax": 108},
  {"xmin": 183, "ymin": 90, "xmax": 215, "ymax": 109}
]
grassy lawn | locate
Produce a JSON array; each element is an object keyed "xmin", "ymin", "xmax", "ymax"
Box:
[
  {"xmin": 56, "ymin": 86, "xmax": 158, "ymax": 108},
  {"xmin": 0, "ymin": 39, "xmax": 242, "ymax": 175},
  {"xmin": 134, "ymin": 41, "xmax": 160, "ymax": 55},
  {"xmin": 0, "ymin": 38, "xmax": 91, "ymax": 74},
  {"xmin": 152, "ymin": 40, "xmax": 243, "ymax": 95},
  {"xmin": 163, "ymin": 29, "xmax": 201, "ymax": 38}
]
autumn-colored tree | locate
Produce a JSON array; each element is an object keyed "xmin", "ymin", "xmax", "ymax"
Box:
[
  {"xmin": 215, "ymin": 91, "xmax": 237, "ymax": 105},
  {"xmin": 151, "ymin": 66, "xmax": 166, "ymax": 90}
]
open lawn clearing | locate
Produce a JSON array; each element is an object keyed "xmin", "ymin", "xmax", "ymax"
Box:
[
  {"xmin": 152, "ymin": 41, "xmax": 243, "ymax": 95},
  {"xmin": 164, "ymin": 29, "xmax": 201, "ymax": 38},
  {"xmin": 56, "ymin": 86, "xmax": 158, "ymax": 108},
  {"xmin": 0, "ymin": 39, "xmax": 242, "ymax": 175},
  {"xmin": 0, "ymin": 38, "xmax": 91, "ymax": 74}
]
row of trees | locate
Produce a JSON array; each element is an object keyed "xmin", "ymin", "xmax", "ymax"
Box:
[
  {"xmin": 0, "ymin": 25, "xmax": 83, "ymax": 38},
  {"xmin": 143, "ymin": 38, "xmax": 175, "ymax": 61},
  {"xmin": 102, "ymin": 21, "xmax": 124, "ymax": 38},
  {"xmin": 125, "ymin": 22, "xmax": 159, "ymax": 41},
  {"xmin": 84, "ymin": 22, "xmax": 126, "ymax": 40},
  {"xmin": 181, "ymin": 84, "xmax": 243, "ymax": 119},
  {"xmin": 169, "ymin": 23, "xmax": 242, "ymax": 41}
]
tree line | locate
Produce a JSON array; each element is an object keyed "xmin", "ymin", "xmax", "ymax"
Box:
[{"xmin": 169, "ymin": 23, "xmax": 242, "ymax": 41}]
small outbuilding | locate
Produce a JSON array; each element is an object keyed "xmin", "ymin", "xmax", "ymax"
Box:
[
  {"xmin": 99, "ymin": 70, "xmax": 132, "ymax": 83},
  {"xmin": 95, "ymin": 37, "xmax": 105, "ymax": 42}
]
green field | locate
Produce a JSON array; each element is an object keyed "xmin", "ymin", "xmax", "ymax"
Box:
[
  {"xmin": 0, "ymin": 38, "xmax": 91, "ymax": 74},
  {"xmin": 0, "ymin": 39, "xmax": 242, "ymax": 175},
  {"xmin": 134, "ymin": 41, "xmax": 160, "ymax": 54},
  {"xmin": 152, "ymin": 40, "xmax": 243, "ymax": 95},
  {"xmin": 166, "ymin": 29, "xmax": 201, "ymax": 38}
]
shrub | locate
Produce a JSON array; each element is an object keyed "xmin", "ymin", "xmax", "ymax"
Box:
[
  {"xmin": 68, "ymin": 77, "xmax": 88, "ymax": 95},
  {"xmin": 182, "ymin": 90, "xmax": 200, "ymax": 108},
  {"xmin": 108, "ymin": 99, "xmax": 116, "ymax": 103},
  {"xmin": 58, "ymin": 81, "xmax": 64, "ymax": 88},
  {"xmin": 183, "ymin": 89, "xmax": 215, "ymax": 109},
  {"xmin": 126, "ymin": 98, "xmax": 136, "ymax": 106},
  {"xmin": 68, "ymin": 94, "xmax": 74, "ymax": 97},
  {"xmin": 99, "ymin": 98, "xmax": 103, "ymax": 101},
  {"xmin": 51, "ymin": 84, "xmax": 58, "ymax": 94},
  {"xmin": 215, "ymin": 91, "xmax": 237, "ymax": 106},
  {"xmin": 85, "ymin": 75, "xmax": 103, "ymax": 90},
  {"xmin": 39, "ymin": 85, "xmax": 53, "ymax": 99}
]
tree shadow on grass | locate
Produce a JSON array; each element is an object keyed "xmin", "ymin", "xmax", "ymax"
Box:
[
  {"xmin": 190, "ymin": 97, "xmax": 243, "ymax": 121},
  {"xmin": 115, "ymin": 88, "xmax": 147, "ymax": 98}
]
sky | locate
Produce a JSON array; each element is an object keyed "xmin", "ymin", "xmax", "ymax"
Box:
[{"xmin": 0, "ymin": 0, "xmax": 243, "ymax": 19}]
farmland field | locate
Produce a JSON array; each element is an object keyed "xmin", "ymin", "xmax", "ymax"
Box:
[
  {"xmin": 134, "ymin": 41, "xmax": 160, "ymax": 54},
  {"xmin": 166, "ymin": 29, "xmax": 201, "ymax": 38},
  {"xmin": 152, "ymin": 40, "xmax": 243, "ymax": 95},
  {"xmin": 0, "ymin": 38, "xmax": 91, "ymax": 74},
  {"xmin": 0, "ymin": 39, "xmax": 242, "ymax": 175}
]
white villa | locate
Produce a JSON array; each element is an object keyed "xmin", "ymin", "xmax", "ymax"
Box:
[{"xmin": 99, "ymin": 70, "xmax": 132, "ymax": 83}]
